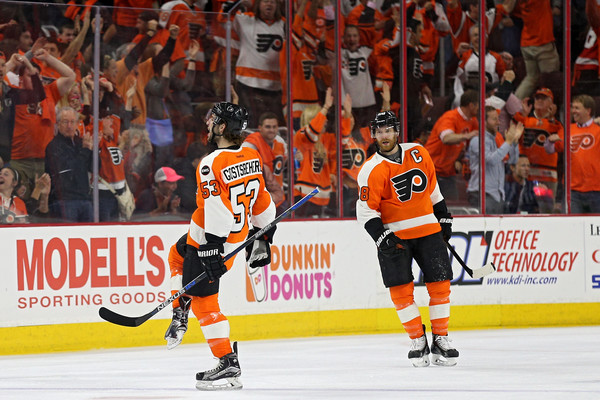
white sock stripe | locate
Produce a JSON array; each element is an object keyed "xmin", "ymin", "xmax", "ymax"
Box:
[
  {"xmin": 429, "ymin": 303, "xmax": 450, "ymax": 320},
  {"xmin": 170, "ymin": 275, "xmax": 182, "ymax": 291},
  {"xmin": 201, "ymin": 320, "xmax": 230, "ymax": 340},
  {"xmin": 396, "ymin": 303, "xmax": 421, "ymax": 323}
]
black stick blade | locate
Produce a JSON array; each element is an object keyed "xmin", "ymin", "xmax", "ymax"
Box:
[{"xmin": 99, "ymin": 307, "xmax": 152, "ymax": 327}]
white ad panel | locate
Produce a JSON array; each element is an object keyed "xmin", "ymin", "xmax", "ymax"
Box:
[
  {"xmin": 2, "ymin": 224, "xmax": 188, "ymax": 327},
  {"xmin": 1, "ymin": 217, "xmax": 599, "ymax": 328}
]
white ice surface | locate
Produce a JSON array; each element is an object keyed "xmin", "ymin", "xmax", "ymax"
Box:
[{"xmin": 1, "ymin": 326, "xmax": 599, "ymax": 400}]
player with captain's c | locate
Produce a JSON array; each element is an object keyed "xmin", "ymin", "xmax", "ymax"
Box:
[{"xmin": 356, "ymin": 111, "xmax": 459, "ymax": 367}]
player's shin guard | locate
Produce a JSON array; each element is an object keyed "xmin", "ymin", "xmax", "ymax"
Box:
[
  {"xmin": 425, "ymin": 280, "xmax": 458, "ymax": 366},
  {"xmin": 389, "ymin": 283, "xmax": 429, "ymax": 367}
]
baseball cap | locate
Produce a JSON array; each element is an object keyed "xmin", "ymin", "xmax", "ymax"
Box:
[
  {"xmin": 154, "ymin": 167, "xmax": 184, "ymax": 183},
  {"xmin": 534, "ymin": 88, "xmax": 553, "ymax": 100}
]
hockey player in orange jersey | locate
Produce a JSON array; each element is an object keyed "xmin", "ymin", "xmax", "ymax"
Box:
[
  {"xmin": 163, "ymin": 102, "xmax": 276, "ymax": 391},
  {"xmin": 356, "ymin": 111, "xmax": 459, "ymax": 367}
]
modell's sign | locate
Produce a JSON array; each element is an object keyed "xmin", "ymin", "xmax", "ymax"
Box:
[{"xmin": 15, "ymin": 236, "xmax": 169, "ymax": 310}]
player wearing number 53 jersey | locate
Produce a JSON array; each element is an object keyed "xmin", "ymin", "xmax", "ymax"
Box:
[
  {"xmin": 356, "ymin": 111, "xmax": 459, "ymax": 368},
  {"xmin": 164, "ymin": 102, "xmax": 276, "ymax": 391}
]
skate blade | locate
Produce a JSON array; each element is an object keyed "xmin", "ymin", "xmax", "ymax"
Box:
[
  {"xmin": 410, "ymin": 355, "xmax": 430, "ymax": 368},
  {"xmin": 195, "ymin": 377, "xmax": 243, "ymax": 391},
  {"xmin": 431, "ymin": 354, "xmax": 457, "ymax": 367},
  {"xmin": 165, "ymin": 331, "xmax": 184, "ymax": 350}
]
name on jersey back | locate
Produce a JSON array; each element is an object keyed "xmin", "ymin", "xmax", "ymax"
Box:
[{"xmin": 222, "ymin": 159, "xmax": 262, "ymax": 183}]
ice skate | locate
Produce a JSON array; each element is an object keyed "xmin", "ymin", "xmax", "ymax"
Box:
[
  {"xmin": 431, "ymin": 333, "xmax": 459, "ymax": 366},
  {"xmin": 196, "ymin": 342, "xmax": 242, "ymax": 391},
  {"xmin": 164, "ymin": 296, "xmax": 191, "ymax": 350},
  {"xmin": 408, "ymin": 326, "xmax": 430, "ymax": 367}
]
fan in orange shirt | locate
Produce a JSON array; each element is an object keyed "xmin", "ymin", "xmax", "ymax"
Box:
[
  {"xmin": 424, "ymin": 89, "xmax": 479, "ymax": 201},
  {"xmin": 569, "ymin": 95, "xmax": 600, "ymax": 213},
  {"xmin": 513, "ymin": 87, "xmax": 564, "ymax": 211},
  {"xmin": 293, "ymin": 87, "xmax": 340, "ymax": 217}
]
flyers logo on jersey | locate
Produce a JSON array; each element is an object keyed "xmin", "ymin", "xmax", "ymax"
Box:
[
  {"xmin": 301, "ymin": 59, "xmax": 315, "ymax": 80},
  {"xmin": 342, "ymin": 148, "xmax": 366, "ymax": 169},
  {"xmin": 107, "ymin": 147, "xmax": 123, "ymax": 165},
  {"xmin": 273, "ymin": 155, "xmax": 285, "ymax": 176},
  {"xmin": 391, "ymin": 168, "xmax": 427, "ymax": 202},
  {"xmin": 256, "ymin": 34, "xmax": 283, "ymax": 53},
  {"xmin": 570, "ymin": 134, "xmax": 595, "ymax": 152},
  {"xmin": 346, "ymin": 57, "xmax": 367, "ymax": 76},
  {"xmin": 522, "ymin": 128, "xmax": 548, "ymax": 148}
]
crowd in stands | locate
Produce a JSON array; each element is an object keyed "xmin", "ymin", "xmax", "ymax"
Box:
[{"xmin": 0, "ymin": 0, "xmax": 599, "ymax": 225}]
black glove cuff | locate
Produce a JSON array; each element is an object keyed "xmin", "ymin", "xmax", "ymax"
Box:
[{"xmin": 365, "ymin": 217, "xmax": 387, "ymax": 243}]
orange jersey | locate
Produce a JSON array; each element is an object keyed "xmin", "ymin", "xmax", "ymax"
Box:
[
  {"xmin": 188, "ymin": 146, "xmax": 275, "ymax": 253},
  {"xmin": 0, "ymin": 194, "xmax": 28, "ymax": 221},
  {"xmin": 413, "ymin": 1, "xmax": 450, "ymax": 74},
  {"xmin": 356, "ymin": 143, "xmax": 444, "ymax": 240},
  {"xmin": 11, "ymin": 81, "xmax": 61, "ymax": 160},
  {"xmin": 446, "ymin": 3, "xmax": 506, "ymax": 52},
  {"xmin": 243, "ymin": 131, "xmax": 288, "ymax": 189},
  {"xmin": 342, "ymin": 125, "xmax": 372, "ymax": 183},
  {"xmin": 346, "ymin": 3, "xmax": 384, "ymax": 47},
  {"xmin": 424, "ymin": 107, "xmax": 478, "ymax": 177},
  {"xmin": 115, "ymin": 58, "xmax": 155, "ymax": 125},
  {"xmin": 514, "ymin": 111, "xmax": 564, "ymax": 182},
  {"xmin": 113, "ymin": 0, "xmax": 154, "ymax": 27},
  {"xmin": 98, "ymin": 116, "xmax": 126, "ymax": 185},
  {"xmin": 281, "ymin": 13, "xmax": 321, "ymax": 117},
  {"xmin": 570, "ymin": 121, "xmax": 600, "ymax": 192},
  {"xmin": 293, "ymin": 112, "xmax": 338, "ymax": 206},
  {"xmin": 511, "ymin": 0, "xmax": 554, "ymax": 47}
]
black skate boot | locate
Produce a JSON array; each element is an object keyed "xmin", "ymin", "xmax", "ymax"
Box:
[
  {"xmin": 164, "ymin": 296, "xmax": 191, "ymax": 350},
  {"xmin": 431, "ymin": 333, "xmax": 459, "ymax": 366},
  {"xmin": 195, "ymin": 341, "xmax": 242, "ymax": 391},
  {"xmin": 408, "ymin": 325, "xmax": 430, "ymax": 367}
]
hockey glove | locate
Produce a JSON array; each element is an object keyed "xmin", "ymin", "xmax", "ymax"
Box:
[
  {"xmin": 246, "ymin": 240, "xmax": 271, "ymax": 269},
  {"xmin": 376, "ymin": 230, "xmax": 405, "ymax": 255},
  {"xmin": 198, "ymin": 243, "xmax": 226, "ymax": 281},
  {"xmin": 433, "ymin": 200, "xmax": 453, "ymax": 242},
  {"xmin": 437, "ymin": 213, "xmax": 453, "ymax": 242},
  {"xmin": 245, "ymin": 226, "xmax": 276, "ymax": 269}
]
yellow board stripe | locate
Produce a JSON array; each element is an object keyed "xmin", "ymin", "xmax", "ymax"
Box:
[{"xmin": 2, "ymin": 303, "xmax": 600, "ymax": 355}]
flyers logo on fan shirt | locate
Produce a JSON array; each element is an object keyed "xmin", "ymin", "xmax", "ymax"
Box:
[
  {"xmin": 107, "ymin": 147, "xmax": 123, "ymax": 165},
  {"xmin": 342, "ymin": 148, "xmax": 367, "ymax": 170},
  {"xmin": 571, "ymin": 134, "xmax": 595, "ymax": 152},
  {"xmin": 301, "ymin": 59, "xmax": 316, "ymax": 80},
  {"xmin": 344, "ymin": 56, "xmax": 367, "ymax": 76},
  {"xmin": 522, "ymin": 128, "xmax": 550, "ymax": 148},
  {"xmin": 256, "ymin": 34, "xmax": 283, "ymax": 53}
]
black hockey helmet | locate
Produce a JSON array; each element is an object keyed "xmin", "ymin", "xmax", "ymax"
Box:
[
  {"xmin": 210, "ymin": 102, "xmax": 249, "ymax": 135},
  {"xmin": 370, "ymin": 111, "xmax": 400, "ymax": 138}
]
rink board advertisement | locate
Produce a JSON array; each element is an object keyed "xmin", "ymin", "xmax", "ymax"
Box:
[{"xmin": 1, "ymin": 216, "xmax": 599, "ymax": 330}]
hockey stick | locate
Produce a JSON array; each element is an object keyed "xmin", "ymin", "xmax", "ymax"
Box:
[
  {"xmin": 446, "ymin": 242, "xmax": 496, "ymax": 279},
  {"xmin": 99, "ymin": 187, "xmax": 320, "ymax": 327}
]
